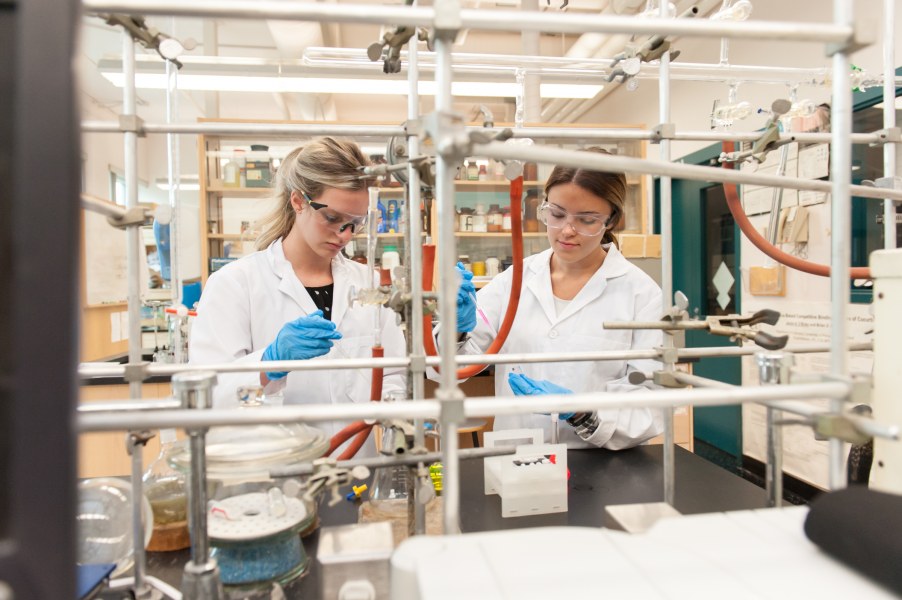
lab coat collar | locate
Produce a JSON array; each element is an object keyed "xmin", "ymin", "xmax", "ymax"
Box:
[
  {"xmin": 266, "ymin": 239, "xmax": 351, "ymax": 326},
  {"xmin": 526, "ymin": 244, "xmax": 631, "ymax": 325}
]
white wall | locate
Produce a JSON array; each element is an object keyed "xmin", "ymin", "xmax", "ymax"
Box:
[
  {"xmin": 81, "ymin": 101, "xmax": 202, "ymax": 297},
  {"xmin": 576, "ymin": 0, "xmax": 897, "ymax": 489}
]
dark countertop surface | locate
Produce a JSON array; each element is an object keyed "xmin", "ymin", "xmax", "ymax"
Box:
[{"xmin": 144, "ymin": 444, "xmax": 767, "ymax": 598}]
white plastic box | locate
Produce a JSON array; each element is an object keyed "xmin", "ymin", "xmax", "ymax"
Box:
[{"xmin": 484, "ymin": 429, "xmax": 568, "ymax": 517}]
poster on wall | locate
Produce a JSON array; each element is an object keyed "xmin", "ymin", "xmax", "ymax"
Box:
[{"xmin": 741, "ymin": 299, "xmax": 873, "ymax": 490}]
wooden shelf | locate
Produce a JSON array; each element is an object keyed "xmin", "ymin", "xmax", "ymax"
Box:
[
  {"xmin": 206, "ymin": 185, "xmax": 272, "ymax": 196},
  {"xmin": 207, "ymin": 233, "xmax": 246, "ymax": 240},
  {"xmin": 198, "ymin": 121, "xmax": 648, "ymax": 282}
]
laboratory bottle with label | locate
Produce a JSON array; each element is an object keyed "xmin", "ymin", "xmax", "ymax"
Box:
[
  {"xmin": 466, "ymin": 160, "xmax": 479, "ymax": 181},
  {"xmin": 472, "ymin": 203, "xmax": 488, "ymax": 233}
]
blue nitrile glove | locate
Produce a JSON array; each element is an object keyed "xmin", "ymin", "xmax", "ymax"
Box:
[
  {"xmin": 262, "ymin": 310, "xmax": 343, "ymax": 380},
  {"xmin": 456, "ymin": 262, "xmax": 477, "ymax": 333},
  {"xmin": 508, "ymin": 373, "xmax": 575, "ymax": 420}
]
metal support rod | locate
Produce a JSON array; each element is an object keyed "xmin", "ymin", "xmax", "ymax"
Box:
[
  {"xmin": 756, "ymin": 352, "xmax": 793, "ymax": 508},
  {"xmin": 123, "ymin": 34, "xmax": 143, "ymax": 401},
  {"xmin": 165, "ymin": 59, "xmax": 183, "ymax": 361},
  {"xmin": 81, "ymin": 1, "xmax": 854, "ymax": 43},
  {"xmin": 78, "ymin": 382, "xmax": 852, "ymax": 432},
  {"xmin": 883, "ymin": 0, "xmax": 898, "ymax": 250},
  {"xmin": 272, "ymin": 446, "xmax": 515, "ymax": 477},
  {"xmin": 828, "ymin": 0, "xmax": 853, "ymax": 491},
  {"xmin": 174, "ymin": 371, "xmax": 224, "ymax": 600},
  {"xmin": 128, "ymin": 433, "xmax": 151, "ymax": 598},
  {"xmin": 434, "ymin": 26, "xmax": 462, "ymax": 536},
  {"xmin": 80, "ymin": 120, "xmax": 888, "ymax": 147},
  {"xmin": 78, "ymin": 341, "xmax": 874, "ymax": 379},
  {"xmin": 658, "ymin": 1, "xmax": 675, "ymax": 507},
  {"xmin": 665, "ymin": 372, "xmax": 894, "ymax": 438},
  {"xmin": 766, "ymin": 144, "xmax": 792, "ymax": 246},
  {"xmin": 473, "ymin": 141, "xmax": 902, "ymax": 202},
  {"xmin": 303, "ymin": 47, "xmax": 900, "ymax": 87},
  {"xmin": 406, "ymin": 25, "xmax": 427, "ymax": 536},
  {"xmin": 81, "ymin": 193, "xmax": 129, "ymax": 219}
]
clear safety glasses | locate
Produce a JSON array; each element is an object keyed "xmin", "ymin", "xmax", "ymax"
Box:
[
  {"xmin": 303, "ymin": 192, "xmax": 368, "ymax": 234},
  {"xmin": 538, "ymin": 201, "xmax": 611, "ymax": 237}
]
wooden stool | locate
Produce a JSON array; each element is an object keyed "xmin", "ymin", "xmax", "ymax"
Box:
[{"xmin": 457, "ymin": 418, "xmax": 488, "ymax": 448}]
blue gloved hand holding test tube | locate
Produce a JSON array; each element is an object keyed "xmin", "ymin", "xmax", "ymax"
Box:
[
  {"xmin": 508, "ymin": 373, "xmax": 575, "ymax": 420},
  {"xmin": 455, "ymin": 262, "xmax": 477, "ymax": 333},
  {"xmin": 262, "ymin": 310, "xmax": 342, "ymax": 380}
]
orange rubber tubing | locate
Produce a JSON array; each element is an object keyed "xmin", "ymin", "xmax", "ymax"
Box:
[
  {"xmin": 325, "ymin": 345, "xmax": 385, "ymax": 459},
  {"xmin": 721, "ymin": 141, "xmax": 870, "ymax": 279},
  {"xmin": 324, "ymin": 421, "xmax": 370, "ymax": 457},
  {"xmin": 423, "ymin": 176, "xmax": 526, "ymax": 379}
]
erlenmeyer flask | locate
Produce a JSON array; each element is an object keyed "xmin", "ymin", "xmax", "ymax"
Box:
[{"xmin": 369, "ymin": 391, "xmax": 410, "ymax": 517}]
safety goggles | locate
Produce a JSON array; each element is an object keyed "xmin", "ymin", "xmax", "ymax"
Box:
[
  {"xmin": 302, "ymin": 192, "xmax": 368, "ymax": 234},
  {"xmin": 538, "ymin": 201, "xmax": 611, "ymax": 237}
]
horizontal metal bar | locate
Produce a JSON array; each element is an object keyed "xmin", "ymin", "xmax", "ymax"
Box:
[
  {"xmin": 670, "ymin": 372, "xmax": 899, "ymax": 442},
  {"xmin": 77, "ymin": 382, "xmax": 850, "ymax": 432},
  {"xmin": 81, "ymin": 193, "xmax": 127, "ymax": 220},
  {"xmin": 81, "ymin": 120, "xmax": 403, "ymax": 137},
  {"xmin": 604, "ymin": 320, "xmax": 710, "ymax": 330},
  {"xmin": 81, "ymin": 1, "xmax": 852, "ymax": 43},
  {"xmin": 670, "ymin": 371, "xmax": 735, "ymax": 389},
  {"xmin": 80, "ymin": 120, "xmax": 886, "ymax": 146},
  {"xmin": 475, "ymin": 141, "xmax": 902, "ymax": 201},
  {"xmin": 77, "ymin": 342, "xmax": 872, "ymax": 380},
  {"xmin": 271, "ymin": 446, "xmax": 515, "ymax": 477},
  {"xmin": 78, "ymin": 399, "xmax": 182, "ymax": 413}
]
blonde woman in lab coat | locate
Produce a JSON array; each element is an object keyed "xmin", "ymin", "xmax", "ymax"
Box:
[
  {"xmin": 457, "ymin": 149, "xmax": 664, "ymax": 450},
  {"xmin": 189, "ymin": 138, "xmax": 406, "ymax": 455}
]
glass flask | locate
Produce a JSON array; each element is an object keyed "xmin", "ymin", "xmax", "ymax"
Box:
[
  {"xmin": 143, "ymin": 428, "xmax": 190, "ymax": 551},
  {"xmin": 77, "ymin": 478, "xmax": 153, "ymax": 577},
  {"xmin": 368, "ymin": 391, "xmax": 411, "ymax": 518}
]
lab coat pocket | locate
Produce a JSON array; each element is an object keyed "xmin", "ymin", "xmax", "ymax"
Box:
[{"xmin": 331, "ymin": 335, "xmax": 377, "ymax": 403}]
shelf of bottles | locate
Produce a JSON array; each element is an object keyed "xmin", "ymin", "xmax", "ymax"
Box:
[{"xmin": 200, "ymin": 128, "xmax": 650, "ymax": 281}]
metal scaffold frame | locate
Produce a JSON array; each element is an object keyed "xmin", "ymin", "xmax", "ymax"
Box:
[{"xmin": 74, "ymin": 0, "xmax": 901, "ymax": 592}]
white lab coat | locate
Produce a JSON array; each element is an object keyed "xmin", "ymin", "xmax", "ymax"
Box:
[
  {"xmin": 189, "ymin": 239, "xmax": 406, "ymax": 456},
  {"xmin": 462, "ymin": 245, "xmax": 664, "ymax": 450}
]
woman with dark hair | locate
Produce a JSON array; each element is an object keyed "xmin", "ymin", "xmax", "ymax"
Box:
[
  {"xmin": 189, "ymin": 137, "xmax": 406, "ymax": 456},
  {"xmin": 456, "ymin": 148, "xmax": 664, "ymax": 449}
]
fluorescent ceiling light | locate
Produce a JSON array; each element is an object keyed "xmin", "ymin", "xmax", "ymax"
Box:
[{"xmin": 101, "ymin": 72, "xmax": 602, "ymax": 100}]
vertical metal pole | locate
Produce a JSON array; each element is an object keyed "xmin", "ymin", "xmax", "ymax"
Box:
[
  {"xmin": 658, "ymin": 1, "xmax": 675, "ymax": 507},
  {"xmin": 435, "ymin": 25, "xmax": 462, "ymax": 535},
  {"xmin": 521, "ymin": 0, "xmax": 541, "ymax": 124},
  {"xmin": 123, "ymin": 34, "xmax": 143, "ymax": 399},
  {"xmin": 883, "ymin": 0, "xmax": 898, "ymax": 251},
  {"xmin": 175, "ymin": 371, "xmax": 224, "ymax": 600},
  {"xmin": 756, "ymin": 352, "xmax": 793, "ymax": 507},
  {"xmin": 122, "ymin": 33, "xmax": 153, "ymax": 599},
  {"xmin": 406, "ymin": 25, "xmax": 427, "ymax": 535},
  {"xmin": 128, "ymin": 431, "xmax": 150, "ymax": 598},
  {"xmin": 828, "ymin": 0, "xmax": 853, "ymax": 491},
  {"xmin": 165, "ymin": 57, "xmax": 183, "ymax": 361}
]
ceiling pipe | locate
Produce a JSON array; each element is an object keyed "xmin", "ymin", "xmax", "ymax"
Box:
[{"xmin": 555, "ymin": 0, "xmax": 723, "ymax": 123}]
